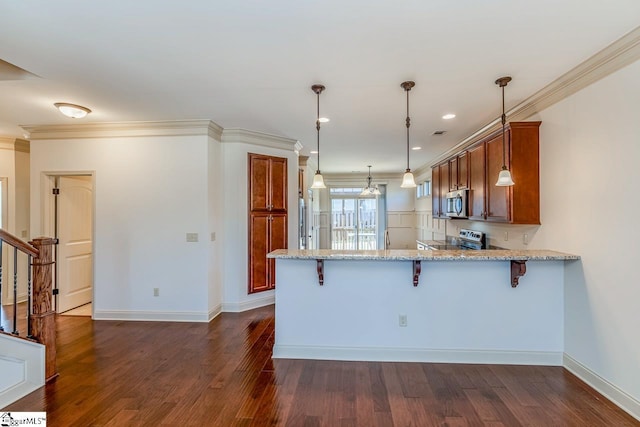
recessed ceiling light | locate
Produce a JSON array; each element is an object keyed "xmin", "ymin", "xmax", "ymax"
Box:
[
  {"xmin": 310, "ymin": 150, "xmax": 318, "ymax": 154},
  {"xmin": 442, "ymin": 113, "xmax": 456, "ymax": 120},
  {"xmin": 412, "ymin": 146, "xmax": 422, "ymax": 150},
  {"xmin": 318, "ymin": 117, "xmax": 330, "ymax": 123},
  {"xmin": 433, "ymin": 130, "xmax": 447, "ymax": 135},
  {"xmin": 54, "ymin": 103, "xmax": 91, "ymax": 118}
]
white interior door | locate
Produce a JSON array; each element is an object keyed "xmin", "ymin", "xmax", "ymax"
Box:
[{"xmin": 57, "ymin": 176, "xmax": 93, "ymax": 313}]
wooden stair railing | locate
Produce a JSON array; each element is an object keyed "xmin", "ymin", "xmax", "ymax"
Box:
[{"xmin": 0, "ymin": 229, "xmax": 58, "ymax": 381}]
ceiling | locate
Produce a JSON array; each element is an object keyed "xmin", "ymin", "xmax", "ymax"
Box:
[{"xmin": 1, "ymin": 1, "xmax": 639, "ymax": 174}]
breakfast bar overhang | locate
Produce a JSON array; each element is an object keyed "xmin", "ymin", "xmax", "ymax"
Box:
[{"xmin": 268, "ymin": 249, "xmax": 580, "ymax": 366}]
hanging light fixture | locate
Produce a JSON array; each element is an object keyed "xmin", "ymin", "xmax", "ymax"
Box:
[
  {"xmin": 360, "ymin": 165, "xmax": 381, "ymax": 196},
  {"xmin": 495, "ymin": 76, "xmax": 515, "ymax": 186},
  {"xmin": 310, "ymin": 84, "xmax": 326, "ymax": 189},
  {"xmin": 400, "ymin": 81, "xmax": 417, "ymax": 188}
]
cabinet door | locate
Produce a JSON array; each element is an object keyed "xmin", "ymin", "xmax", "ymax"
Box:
[
  {"xmin": 268, "ymin": 214, "xmax": 288, "ymax": 289},
  {"xmin": 270, "ymin": 157, "xmax": 288, "ymax": 212},
  {"xmin": 449, "ymin": 158, "xmax": 458, "ymax": 191},
  {"xmin": 439, "ymin": 162, "xmax": 450, "ymax": 217},
  {"xmin": 468, "ymin": 143, "xmax": 486, "ymax": 220},
  {"xmin": 457, "ymin": 152, "xmax": 468, "ymax": 189},
  {"xmin": 486, "ymin": 133, "xmax": 510, "ymax": 222},
  {"xmin": 431, "ymin": 166, "xmax": 440, "ymax": 217},
  {"xmin": 249, "ymin": 155, "xmax": 270, "ymax": 211},
  {"xmin": 248, "ymin": 214, "xmax": 270, "ymax": 293}
]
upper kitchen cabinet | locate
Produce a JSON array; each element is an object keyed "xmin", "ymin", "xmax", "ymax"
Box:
[
  {"xmin": 431, "ymin": 161, "xmax": 450, "ymax": 218},
  {"xmin": 449, "ymin": 152, "xmax": 469, "ymax": 191},
  {"xmin": 433, "ymin": 121, "xmax": 541, "ymax": 225}
]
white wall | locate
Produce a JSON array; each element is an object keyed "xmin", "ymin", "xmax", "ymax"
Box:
[
  {"xmin": 422, "ymin": 60, "xmax": 640, "ymax": 416},
  {"xmin": 207, "ymin": 135, "xmax": 224, "ymax": 318},
  {"xmin": 220, "ymin": 136, "xmax": 299, "ymax": 312},
  {"xmin": 0, "ymin": 139, "xmax": 30, "ymax": 304},
  {"xmin": 530, "ymin": 60, "xmax": 640, "ymax": 412},
  {"xmin": 385, "ymin": 180, "xmax": 416, "ymax": 249},
  {"xmin": 30, "ymin": 134, "xmax": 213, "ymax": 321}
]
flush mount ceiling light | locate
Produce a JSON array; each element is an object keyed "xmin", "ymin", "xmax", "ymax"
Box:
[
  {"xmin": 400, "ymin": 81, "xmax": 417, "ymax": 188},
  {"xmin": 318, "ymin": 117, "xmax": 330, "ymax": 123},
  {"xmin": 495, "ymin": 76, "xmax": 515, "ymax": 186},
  {"xmin": 412, "ymin": 146, "xmax": 422, "ymax": 150},
  {"xmin": 54, "ymin": 102, "xmax": 91, "ymax": 119},
  {"xmin": 360, "ymin": 165, "xmax": 381, "ymax": 196},
  {"xmin": 310, "ymin": 84, "xmax": 326, "ymax": 189},
  {"xmin": 442, "ymin": 113, "xmax": 456, "ymax": 120}
]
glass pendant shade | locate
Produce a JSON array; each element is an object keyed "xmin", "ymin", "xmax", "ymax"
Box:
[
  {"xmin": 361, "ymin": 165, "xmax": 381, "ymax": 196},
  {"xmin": 401, "ymin": 170, "xmax": 417, "ymax": 188},
  {"xmin": 311, "ymin": 172, "xmax": 326, "ymax": 189},
  {"xmin": 495, "ymin": 76, "xmax": 515, "ymax": 187},
  {"xmin": 495, "ymin": 168, "xmax": 515, "ymax": 186}
]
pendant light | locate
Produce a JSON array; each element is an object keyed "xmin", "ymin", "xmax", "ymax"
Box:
[
  {"xmin": 400, "ymin": 81, "xmax": 417, "ymax": 188},
  {"xmin": 310, "ymin": 84, "xmax": 326, "ymax": 189},
  {"xmin": 360, "ymin": 165, "xmax": 381, "ymax": 196},
  {"xmin": 495, "ymin": 76, "xmax": 515, "ymax": 186}
]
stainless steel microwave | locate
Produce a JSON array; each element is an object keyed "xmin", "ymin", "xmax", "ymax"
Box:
[{"xmin": 445, "ymin": 189, "xmax": 468, "ymax": 218}]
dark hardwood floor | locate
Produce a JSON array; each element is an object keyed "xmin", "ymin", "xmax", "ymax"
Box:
[{"xmin": 3, "ymin": 305, "xmax": 638, "ymax": 426}]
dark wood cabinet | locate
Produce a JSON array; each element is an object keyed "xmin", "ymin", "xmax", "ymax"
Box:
[
  {"xmin": 431, "ymin": 121, "xmax": 541, "ymax": 224},
  {"xmin": 468, "ymin": 143, "xmax": 486, "ymax": 221},
  {"xmin": 457, "ymin": 152, "xmax": 468, "ymax": 189},
  {"xmin": 486, "ymin": 133, "xmax": 510, "ymax": 222},
  {"xmin": 248, "ymin": 153, "xmax": 288, "ymax": 294},
  {"xmin": 431, "ymin": 162, "xmax": 450, "ymax": 218},
  {"xmin": 431, "ymin": 164, "xmax": 441, "ymax": 217},
  {"xmin": 448, "ymin": 153, "xmax": 469, "ymax": 191}
]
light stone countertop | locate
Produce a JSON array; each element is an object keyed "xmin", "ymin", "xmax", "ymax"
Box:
[{"xmin": 267, "ymin": 249, "xmax": 580, "ymax": 261}]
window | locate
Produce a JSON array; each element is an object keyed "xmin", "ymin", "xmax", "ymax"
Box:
[{"xmin": 417, "ymin": 181, "xmax": 431, "ymax": 198}]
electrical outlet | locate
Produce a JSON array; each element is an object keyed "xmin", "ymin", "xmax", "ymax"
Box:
[
  {"xmin": 186, "ymin": 233, "xmax": 198, "ymax": 242},
  {"xmin": 153, "ymin": 288, "xmax": 160, "ymax": 297},
  {"xmin": 523, "ymin": 233, "xmax": 529, "ymax": 245},
  {"xmin": 504, "ymin": 231, "xmax": 509, "ymax": 241},
  {"xmin": 211, "ymin": 232, "xmax": 216, "ymax": 242},
  {"xmin": 21, "ymin": 230, "xmax": 27, "ymax": 238},
  {"xmin": 399, "ymin": 314, "xmax": 408, "ymax": 327}
]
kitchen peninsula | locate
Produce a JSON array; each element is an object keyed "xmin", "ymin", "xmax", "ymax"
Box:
[{"xmin": 268, "ymin": 248, "xmax": 579, "ymax": 366}]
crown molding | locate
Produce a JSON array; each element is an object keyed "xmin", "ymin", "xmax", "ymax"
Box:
[
  {"xmin": 22, "ymin": 120, "xmax": 223, "ymax": 140},
  {"xmin": 221, "ymin": 128, "xmax": 300, "ymax": 151},
  {"xmin": 425, "ymin": 25, "xmax": 640, "ymax": 168},
  {"xmin": 0, "ymin": 137, "xmax": 30, "ymax": 152}
]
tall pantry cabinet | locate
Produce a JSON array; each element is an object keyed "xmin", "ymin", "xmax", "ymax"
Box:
[{"xmin": 248, "ymin": 153, "xmax": 288, "ymax": 294}]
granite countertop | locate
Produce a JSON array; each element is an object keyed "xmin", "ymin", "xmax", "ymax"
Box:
[{"xmin": 267, "ymin": 249, "xmax": 580, "ymax": 261}]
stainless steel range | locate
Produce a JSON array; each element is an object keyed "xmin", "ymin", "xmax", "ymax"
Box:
[{"xmin": 424, "ymin": 229, "xmax": 488, "ymax": 250}]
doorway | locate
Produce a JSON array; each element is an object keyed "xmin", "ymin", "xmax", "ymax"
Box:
[
  {"xmin": 330, "ymin": 188, "xmax": 378, "ymax": 250},
  {"xmin": 43, "ymin": 173, "xmax": 94, "ymax": 314}
]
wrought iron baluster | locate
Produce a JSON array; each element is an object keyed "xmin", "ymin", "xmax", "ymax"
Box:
[
  {"xmin": 27, "ymin": 254, "xmax": 33, "ymax": 339},
  {"xmin": 12, "ymin": 246, "xmax": 18, "ymax": 335}
]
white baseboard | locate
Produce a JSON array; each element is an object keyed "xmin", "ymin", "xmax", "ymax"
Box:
[
  {"xmin": 0, "ymin": 335, "xmax": 45, "ymax": 409},
  {"xmin": 93, "ymin": 309, "xmax": 210, "ymax": 322},
  {"xmin": 563, "ymin": 353, "xmax": 640, "ymax": 422},
  {"xmin": 222, "ymin": 294, "xmax": 274, "ymax": 313},
  {"xmin": 208, "ymin": 304, "xmax": 222, "ymax": 321},
  {"xmin": 273, "ymin": 345, "xmax": 562, "ymax": 366}
]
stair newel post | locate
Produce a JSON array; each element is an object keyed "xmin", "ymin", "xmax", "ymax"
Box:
[{"xmin": 29, "ymin": 237, "xmax": 58, "ymax": 381}]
